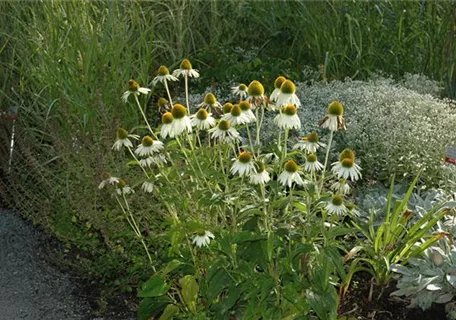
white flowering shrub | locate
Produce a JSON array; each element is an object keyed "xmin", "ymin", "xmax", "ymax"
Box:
[{"xmin": 289, "ymin": 77, "xmax": 456, "ymax": 186}]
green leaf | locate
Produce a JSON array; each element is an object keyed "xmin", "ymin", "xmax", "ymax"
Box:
[
  {"xmin": 138, "ymin": 275, "xmax": 171, "ymax": 298},
  {"xmin": 307, "ymin": 287, "xmax": 338, "ymax": 320},
  {"xmin": 162, "ymin": 259, "xmax": 184, "ymax": 275},
  {"xmin": 138, "ymin": 296, "xmax": 172, "ymax": 320},
  {"xmin": 180, "ymin": 275, "xmax": 199, "ymax": 313},
  {"xmin": 158, "ymin": 304, "xmax": 179, "ymax": 320}
]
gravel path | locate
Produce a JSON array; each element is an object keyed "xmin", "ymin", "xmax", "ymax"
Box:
[{"xmin": 0, "ymin": 209, "xmax": 92, "ymax": 320}]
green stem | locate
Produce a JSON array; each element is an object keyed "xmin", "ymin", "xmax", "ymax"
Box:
[
  {"xmin": 134, "ymin": 95, "xmax": 158, "ymax": 139},
  {"xmin": 164, "ymin": 79, "xmax": 174, "ymax": 107},
  {"xmin": 318, "ymin": 130, "xmax": 334, "ymax": 194}
]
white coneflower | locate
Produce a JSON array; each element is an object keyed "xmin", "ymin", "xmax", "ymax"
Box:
[
  {"xmin": 275, "ymin": 80, "xmax": 301, "ymax": 108},
  {"xmin": 208, "ymin": 119, "xmax": 240, "ymax": 144},
  {"xmin": 238, "ymin": 101, "xmax": 256, "ymax": 122},
  {"xmin": 135, "ymin": 136, "xmax": 164, "ymax": 157},
  {"xmin": 249, "ymin": 161, "xmax": 270, "ymax": 185},
  {"xmin": 122, "ymin": 79, "xmax": 151, "ymax": 103},
  {"xmin": 160, "ymin": 112, "xmax": 174, "ymax": 139},
  {"xmin": 222, "ymin": 104, "xmax": 250, "ymax": 126},
  {"xmin": 325, "ymin": 194, "xmax": 348, "ymax": 216},
  {"xmin": 141, "ymin": 181, "xmax": 154, "ymax": 193},
  {"xmin": 270, "ymin": 76, "xmax": 287, "ymax": 104},
  {"xmin": 191, "ymin": 108, "xmax": 216, "ymax": 130},
  {"xmin": 157, "ymin": 97, "xmax": 170, "ymax": 113},
  {"xmin": 172, "ymin": 59, "xmax": 200, "ymax": 78},
  {"xmin": 247, "ymin": 80, "xmax": 267, "ymax": 108},
  {"xmin": 199, "ymin": 93, "xmax": 223, "ymax": 114},
  {"xmin": 331, "ymin": 149, "xmax": 362, "ymax": 181},
  {"xmin": 274, "ymin": 105, "xmax": 301, "ymax": 130},
  {"xmin": 115, "ymin": 179, "xmax": 134, "ymax": 195},
  {"xmin": 98, "ymin": 173, "xmax": 120, "ymax": 189},
  {"xmin": 222, "ymin": 103, "xmax": 234, "ymax": 115},
  {"xmin": 230, "ymin": 152, "xmax": 255, "ymax": 177},
  {"xmin": 231, "ymin": 83, "xmax": 248, "ymax": 100},
  {"xmin": 192, "ymin": 231, "xmax": 215, "ymax": 248},
  {"xmin": 319, "ymin": 100, "xmax": 346, "ymax": 131},
  {"xmin": 304, "ymin": 154, "xmax": 324, "ymax": 173},
  {"xmin": 171, "ymin": 104, "xmax": 192, "ymax": 136},
  {"xmin": 152, "ymin": 65, "xmax": 178, "ymax": 86},
  {"xmin": 139, "ymin": 154, "xmax": 167, "ymax": 168},
  {"xmin": 112, "ymin": 128, "xmax": 140, "ymax": 151},
  {"xmin": 278, "ymin": 160, "xmax": 305, "ymax": 188},
  {"xmin": 293, "ymin": 132, "xmax": 326, "ymax": 153},
  {"xmin": 330, "ymin": 179, "xmax": 351, "ymax": 195}
]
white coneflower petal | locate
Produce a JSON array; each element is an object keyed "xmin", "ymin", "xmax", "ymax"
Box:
[
  {"xmin": 141, "ymin": 181, "xmax": 154, "ymax": 193},
  {"xmin": 222, "ymin": 104, "xmax": 251, "ymax": 126},
  {"xmin": 231, "ymin": 84, "xmax": 248, "ymax": 100},
  {"xmin": 274, "ymin": 105, "xmax": 301, "ymax": 130},
  {"xmin": 249, "ymin": 161, "xmax": 270, "ymax": 185},
  {"xmin": 278, "ymin": 160, "xmax": 304, "ymax": 188},
  {"xmin": 135, "ymin": 136, "xmax": 164, "ymax": 157},
  {"xmin": 172, "ymin": 59, "xmax": 200, "ymax": 79},
  {"xmin": 139, "ymin": 154, "xmax": 167, "ymax": 168},
  {"xmin": 319, "ymin": 101, "xmax": 346, "ymax": 131},
  {"xmin": 152, "ymin": 66, "xmax": 178, "ymax": 86},
  {"xmin": 293, "ymin": 132, "xmax": 326, "ymax": 153},
  {"xmin": 122, "ymin": 79, "xmax": 151, "ymax": 103},
  {"xmin": 331, "ymin": 157, "xmax": 362, "ymax": 182},
  {"xmin": 112, "ymin": 128, "xmax": 139, "ymax": 151},
  {"xmin": 230, "ymin": 152, "xmax": 254, "ymax": 177},
  {"xmin": 304, "ymin": 154, "xmax": 324, "ymax": 172},
  {"xmin": 326, "ymin": 195, "xmax": 348, "ymax": 216},
  {"xmin": 190, "ymin": 109, "xmax": 216, "ymax": 130},
  {"xmin": 275, "ymin": 80, "xmax": 300, "ymax": 108},
  {"xmin": 98, "ymin": 176, "xmax": 120, "ymax": 189},
  {"xmin": 192, "ymin": 231, "xmax": 215, "ymax": 248},
  {"xmin": 330, "ymin": 180, "xmax": 351, "ymax": 195},
  {"xmin": 208, "ymin": 120, "xmax": 240, "ymax": 144}
]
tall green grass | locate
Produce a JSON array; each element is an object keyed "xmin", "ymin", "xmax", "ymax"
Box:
[{"xmin": 0, "ymin": 0, "xmax": 455, "ymax": 293}]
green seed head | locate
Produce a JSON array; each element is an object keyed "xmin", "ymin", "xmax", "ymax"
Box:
[
  {"xmin": 341, "ymin": 158, "xmax": 354, "ymax": 168},
  {"xmin": 239, "ymin": 101, "xmax": 251, "ymax": 111},
  {"xmin": 180, "ymin": 59, "xmax": 192, "ymax": 70},
  {"xmin": 248, "ymin": 80, "xmax": 264, "ymax": 96},
  {"xmin": 158, "ymin": 97, "xmax": 168, "ymax": 108},
  {"xmin": 339, "ymin": 149, "xmax": 355, "ymax": 162},
  {"xmin": 158, "ymin": 65, "xmax": 170, "ymax": 76},
  {"xmin": 196, "ymin": 108, "xmax": 208, "ymax": 121},
  {"xmin": 238, "ymin": 152, "xmax": 252, "ymax": 163},
  {"xmin": 238, "ymin": 83, "xmax": 247, "ymax": 91},
  {"xmin": 117, "ymin": 128, "xmax": 129, "ymax": 140},
  {"xmin": 306, "ymin": 154, "xmax": 317, "ymax": 163},
  {"xmin": 254, "ymin": 161, "xmax": 265, "ymax": 172},
  {"xmin": 222, "ymin": 103, "xmax": 233, "ymax": 114},
  {"xmin": 284, "ymin": 160, "xmax": 298, "ymax": 173},
  {"xmin": 328, "ymin": 101, "xmax": 344, "ymax": 116},
  {"xmin": 274, "ymin": 76, "xmax": 287, "ymax": 89},
  {"xmin": 280, "ymin": 80, "xmax": 296, "ymax": 94},
  {"xmin": 197, "ymin": 230, "xmax": 206, "ymax": 236},
  {"xmin": 282, "ymin": 105, "xmax": 297, "ymax": 116},
  {"xmin": 128, "ymin": 79, "xmax": 139, "ymax": 91},
  {"xmin": 101, "ymin": 172, "xmax": 111, "ymax": 180},
  {"xmin": 162, "ymin": 112, "xmax": 174, "ymax": 124},
  {"xmin": 117, "ymin": 179, "xmax": 127, "ymax": 188},
  {"xmin": 171, "ymin": 104, "xmax": 187, "ymax": 119},
  {"xmin": 142, "ymin": 136, "xmax": 154, "ymax": 147},
  {"xmin": 307, "ymin": 132, "xmax": 319, "ymax": 143},
  {"xmin": 332, "ymin": 195, "xmax": 343, "ymax": 206},
  {"xmin": 204, "ymin": 93, "xmax": 217, "ymax": 105},
  {"xmin": 218, "ymin": 119, "xmax": 231, "ymax": 131},
  {"xmin": 230, "ymin": 105, "xmax": 242, "ymax": 117}
]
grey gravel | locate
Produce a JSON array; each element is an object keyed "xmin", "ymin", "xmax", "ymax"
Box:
[{"xmin": 0, "ymin": 209, "xmax": 92, "ymax": 320}]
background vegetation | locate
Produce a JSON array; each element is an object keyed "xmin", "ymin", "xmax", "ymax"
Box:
[{"xmin": 0, "ymin": 0, "xmax": 455, "ymax": 307}]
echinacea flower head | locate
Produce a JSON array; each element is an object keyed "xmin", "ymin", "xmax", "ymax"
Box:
[
  {"xmin": 325, "ymin": 194, "xmax": 348, "ymax": 216},
  {"xmin": 139, "ymin": 154, "xmax": 167, "ymax": 168},
  {"xmin": 112, "ymin": 128, "xmax": 140, "ymax": 151},
  {"xmin": 152, "ymin": 65, "xmax": 178, "ymax": 86},
  {"xmin": 116, "ymin": 179, "xmax": 135, "ymax": 195},
  {"xmin": 278, "ymin": 160, "xmax": 305, "ymax": 188},
  {"xmin": 304, "ymin": 153, "xmax": 324, "ymax": 172},
  {"xmin": 276, "ymin": 80, "xmax": 301, "ymax": 108},
  {"xmin": 192, "ymin": 230, "xmax": 214, "ymax": 248},
  {"xmin": 270, "ymin": 76, "xmax": 287, "ymax": 103},
  {"xmin": 249, "ymin": 160, "xmax": 270, "ymax": 185},
  {"xmin": 199, "ymin": 93, "xmax": 222, "ymax": 113},
  {"xmin": 222, "ymin": 103, "xmax": 234, "ymax": 114},
  {"xmin": 172, "ymin": 58, "xmax": 200, "ymax": 78},
  {"xmin": 319, "ymin": 100, "xmax": 346, "ymax": 131},
  {"xmin": 98, "ymin": 173, "xmax": 120, "ymax": 189},
  {"xmin": 330, "ymin": 179, "xmax": 351, "ymax": 195},
  {"xmin": 223, "ymin": 104, "xmax": 250, "ymax": 126},
  {"xmin": 332, "ymin": 150, "xmax": 362, "ymax": 181},
  {"xmin": 121, "ymin": 79, "xmax": 151, "ymax": 103},
  {"xmin": 208, "ymin": 119, "xmax": 240, "ymax": 144},
  {"xmin": 274, "ymin": 105, "xmax": 301, "ymax": 130},
  {"xmin": 157, "ymin": 97, "xmax": 170, "ymax": 113},
  {"xmin": 160, "ymin": 112, "xmax": 174, "ymax": 138},
  {"xmin": 247, "ymin": 80, "xmax": 267, "ymax": 108},
  {"xmin": 239, "ymin": 101, "xmax": 256, "ymax": 122},
  {"xmin": 141, "ymin": 181, "xmax": 154, "ymax": 193},
  {"xmin": 293, "ymin": 132, "xmax": 326, "ymax": 153},
  {"xmin": 135, "ymin": 136, "xmax": 164, "ymax": 157},
  {"xmin": 171, "ymin": 104, "xmax": 192, "ymax": 136},
  {"xmin": 191, "ymin": 108, "xmax": 216, "ymax": 130},
  {"xmin": 231, "ymin": 83, "xmax": 248, "ymax": 100},
  {"xmin": 230, "ymin": 152, "xmax": 255, "ymax": 177}
]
